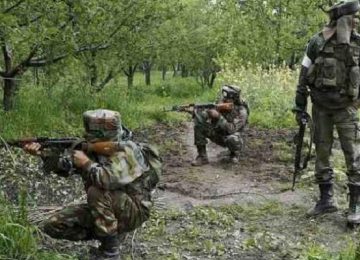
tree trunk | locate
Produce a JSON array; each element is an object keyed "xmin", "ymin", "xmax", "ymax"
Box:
[
  {"xmin": 124, "ymin": 64, "xmax": 137, "ymax": 88},
  {"xmin": 127, "ymin": 73, "xmax": 134, "ymax": 88},
  {"xmin": 143, "ymin": 60, "xmax": 151, "ymax": 86},
  {"xmin": 3, "ymin": 78, "xmax": 16, "ymax": 111},
  {"xmin": 209, "ymin": 71, "xmax": 217, "ymax": 88},
  {"xmin": 162, "ymin": 66, "xmax": 167, "ymax": 80},
  {"xmin": 2, "ymin": 43, "xmax": 17, "ymax": 111},
  {"xmin": 181, "ymin": 64, "xmax": 188, "ymax": 77},
  {"xmin": 145, "ymin": 70, "xmax": 150, "ymax": 85},
  {"xmin": 172, "ymin": 64, "xmax": 177, "ymax": 77}
]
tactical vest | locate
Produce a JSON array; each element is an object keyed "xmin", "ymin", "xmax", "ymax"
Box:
[{"xmin": 307, "ymin": 36, "xmax": 360, "ymax": 101}]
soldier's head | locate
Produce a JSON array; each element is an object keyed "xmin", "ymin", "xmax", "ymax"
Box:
[
  {"xmin": 83, "ymin": 109, "xmax": 123, "ymax": 141},
  {"xmin": 220, "ymin": 85, "xmax": 241, "ymax": 103},
  {"xmin": 328, "ymin": 0, "xmax": 360, "ymax": 26}
]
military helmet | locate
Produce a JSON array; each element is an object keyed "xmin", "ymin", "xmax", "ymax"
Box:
[
  {"xmin": 328, "ymin": 0, "xmax": 360, "ymax": 20},
  {"xmin": 83, "ymin": 109, "xmax": 122, "ymax": 140},
  {"xmin": 221, "ymin": 85, "xmax": 241, "ymax": 100}
]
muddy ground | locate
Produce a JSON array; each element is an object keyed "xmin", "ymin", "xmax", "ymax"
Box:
[{"xmin": 0, "ymin": 121, "xmax": 358, "ymax": 259}]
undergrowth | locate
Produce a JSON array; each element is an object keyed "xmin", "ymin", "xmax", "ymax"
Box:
[{"xmin": 0, "ymin": 192, "xmax": 73, "ymax": 259}]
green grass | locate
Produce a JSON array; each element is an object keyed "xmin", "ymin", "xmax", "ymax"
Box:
[
  {"xmin": 0, "ymin": 66, "xmax": 298, "ymax": 138},
  {"xmin": 0, "ymin": 193, "xmax": 73, "ymax": 259},
  {"xmin": 0, "ymin": 71, "xmax": 219, "ymax": 139}
]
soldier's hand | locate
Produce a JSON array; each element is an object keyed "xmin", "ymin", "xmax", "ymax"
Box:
[
  {"xmin": 207, "ymin": 109, "xmax": 220, "ymax": 120},
  {"xmin": 295, "ymin": 112, "xmax": 303, "ymax": 125},
  {"xmin": 73, "ymin": 150, "xmax": 91, "ymax": 169},
  {"xmin": 23, "ymin": 142, "xmax": 42, "ymax": 156}
]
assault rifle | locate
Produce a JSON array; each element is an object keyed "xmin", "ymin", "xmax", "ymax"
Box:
[
  {"xmin": 164, "ymin": 102, "xmax": 234, "ymax": 113},
  {"xmin": 0, "ymin": 125, "xmax": 133, "ymax": 156},
  {"xmin": 1, "ymin": 137, "xmax": 127, "ymax": 156},
  {"xmin": 292, "ymin": 111, "xmax": 312, "ymax": 191}
]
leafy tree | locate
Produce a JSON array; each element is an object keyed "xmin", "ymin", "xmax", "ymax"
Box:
[{"xmin": 0, "ymin": 0, "xmax": 110, "ymax": 111}]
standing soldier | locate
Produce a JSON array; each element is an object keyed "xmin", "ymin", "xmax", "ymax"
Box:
[
  {"xmin": 191, "ymin": 84, "xmax": 249, "ymax": 166},
  {"xmin": 293, "ymin": 0, "xmax": 360, "ymax": 225},
  {"xmin": 23, "ymin": 109, "xmax": 161, "ymax": 259}
]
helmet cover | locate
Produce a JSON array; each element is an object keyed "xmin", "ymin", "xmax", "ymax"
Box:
[{"xmin": 83, "ymin": 109, "xmax": 122, "ymax": 140}]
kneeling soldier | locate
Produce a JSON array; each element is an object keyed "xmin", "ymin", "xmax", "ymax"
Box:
[
  {"xmin": 24, "ymin": 109, "xmax": 161, "ymax": 259},
  {"xmin": 192, "ymin": 85, "xmax": 249, "ymax": 166}
]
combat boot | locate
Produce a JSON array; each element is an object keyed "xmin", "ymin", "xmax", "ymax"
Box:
[
  {"xmin": 229, "ymin": 151, "xmax": 240, "ymax": 163},
  {"xmin": 306, "ymin": 184, "xmax": 338, "ymax": 217},
  {"xmin": 191, "ymin": 145, "xmax": 209, "ymax": 166},
  {"xmin": 89, "ymin": 236, "xmax": 121, "ymax": 260},
  {"xmin": 347, "ymin": 184, "xmax": 360, "ymax": 225}
]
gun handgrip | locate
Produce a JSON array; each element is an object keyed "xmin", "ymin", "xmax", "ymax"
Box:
[
  {"xmin": 82, "ymin": 142, "xmax": 124, "ymax": 156},
  {"xmin": 216, "ymin": 103, "xmax": 234, "ymax": 113}
]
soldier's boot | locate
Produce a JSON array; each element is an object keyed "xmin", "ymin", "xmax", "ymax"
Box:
[
  {"xmin": 306, "ymin": 184, "xmax": 338, "ymax": 217},
  {"xmin": 90, "ymin": 236, "xmax": 121, "ymax": 260},
  {"xmin": 347, "ymin": 184, "xmax": 360, "ymax": 226},
  {"xmin": 229, "ymin": 151, "xmax": 240, "ymax": 163},
  {"xmin": 191, "ymin": 145, "xmax": 209, "ymax": 166}
]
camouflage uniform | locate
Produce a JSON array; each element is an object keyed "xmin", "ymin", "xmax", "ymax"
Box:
[
  {"xmin": 192, "ymin": 85, "xmax": 249, "ymax": 164},
  {"xmin": 40, "ymin": 110, "xmax": 162, "ymax": 258},
  {"xmin": 194, "ymin": 104, "xmax": 248, "ymax": 152},
  {"xmin": 294, "ymin": 1, "xmax": 360, "ymax": 223}
]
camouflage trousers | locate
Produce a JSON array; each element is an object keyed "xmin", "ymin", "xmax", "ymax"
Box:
[
  {"xmin": 313, "ymin": 104, "xmax": 360, "ymax": 185},
  {"xmin": 194, "ymin": 121, "xmax": 243, "ymax": 153},
  {"xmin": 43, "ymin": 185, "xmax": 151, "ymax": 241}
]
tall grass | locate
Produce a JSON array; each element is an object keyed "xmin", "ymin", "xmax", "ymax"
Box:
[
  {"xmin": 0, "ymin": 192, "xmax": 72, "ymax": 259},
  {"xmin": 0, "ymin": 68, "xmax": 298, "ymax": 138},
  {"xmin": 0, "ymin": 72, "xmax": 218, "ymax": 139}
]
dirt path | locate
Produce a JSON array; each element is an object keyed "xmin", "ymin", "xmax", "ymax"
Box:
[
  {"xmin": 161, "ymin": 122, "xmax": 308, "ymax": 207},
  {"xmin": 134, "ymin": 122, "xmax": 359, "ymax": 260}
]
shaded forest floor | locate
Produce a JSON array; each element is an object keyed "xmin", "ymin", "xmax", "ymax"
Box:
[{"xmin": 0, "ymin": 122, "xmax": 359, "ymax": 259}]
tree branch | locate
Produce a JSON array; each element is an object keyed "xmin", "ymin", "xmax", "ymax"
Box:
[
  {"xmin": 93, "ymin": 71, "xmax": 115, "ymax": 92},
  {"xmin": 8, "ymin": 47, "xmax": 38, "ymax": 77},
  {"xmin": 28, "ymin": 44, "xmax": 110, "ymax": 67},
  {"xmin": 3, "ymin": 0, "xmax": 26, "ymax": 14}
]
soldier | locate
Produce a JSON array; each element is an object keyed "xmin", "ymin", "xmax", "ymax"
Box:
[
  {"xmin": 293, "ymin": 0, "xmax": 360, "ymax": 225},
  {"xmin": 23, "ymin": 109, "xmax": 161, "ymax": 259},
  {"xmin": 191, "ymin": 84, "xmax": 249, "ymax": 166}
]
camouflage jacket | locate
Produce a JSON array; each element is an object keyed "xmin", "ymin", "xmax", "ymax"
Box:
[
  {"xmin": 301, "ymin": 31, "xmax": 360, "ymax": 109},
  {"xmin": 41, "ymin": 140, "xmax": 161, "ymax": 191}
]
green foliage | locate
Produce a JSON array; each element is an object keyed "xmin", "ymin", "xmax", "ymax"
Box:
[
  {"xmin": 217, "ymin": 0, "xmax": 327, "ymax": 66},
  {"xmin": 0, "ymin": 72, "xmax": 217, "ymax": 138},
  {"xmin": 0, "ymin": 193, "xmax": 73, "ymax": 259},
  {"xmin": 304, "ymin": 241, "xmax": 358, "ymax": 260}
]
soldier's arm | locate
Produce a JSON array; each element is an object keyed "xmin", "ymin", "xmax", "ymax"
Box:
[
  {"xmin": 295, "ymin": 34, "xmax": 323, "ymax": 111},
  {"xmin": 41, "ymin": 149, "xmax": 73, "ymax": 177},
  {"xmin": 214, "ymin": 105, "xmax": 248, "ymax": 134},
  {"xmin": 23, "ymin": 143, "xmax": 73, "ymax": 177},
  {"xmin": 81, "ymin": 144, "xmax": 147, "ymax": 190}
]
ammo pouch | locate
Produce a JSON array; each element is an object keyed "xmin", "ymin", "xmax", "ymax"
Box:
[
  {"xmin": 139, "ymin": 143, "xmax": 162, "ymax": 189},
  {"xmin": 307, "ymin": 40, "xmax": 360, "ymax": 101}
]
